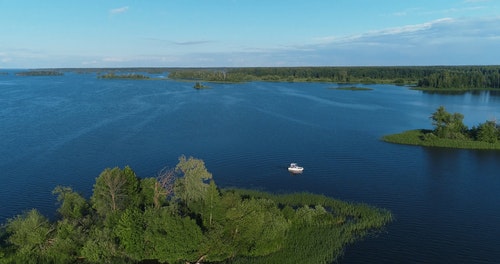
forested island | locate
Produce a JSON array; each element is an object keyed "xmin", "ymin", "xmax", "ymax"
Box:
[
  {"xmin": 193, "ymin": 82, "xmax": 209, "ymax": 89},
  {"xmin": 383, "ymin": 106, "xmax": 500, "ymax": 150},
  {"xmin": 98, "ymin": 72, "xmax": 151, "ymax": 80},
  {"xmin": 15, "ymin": 70, "xmax": 63, "ymax": 76},
  {"xmin": 0, "ymin": 156, "xmax": 392, "ymax": 264},
  {"xmin": 167, "ymin": 66, "xmax": 500, "ymax": 90}
]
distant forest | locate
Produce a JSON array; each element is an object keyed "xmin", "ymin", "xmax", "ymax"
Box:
[
  {"xmin": 11, "ymin": 66, "xmax": 500, "ymax": 90},
  {"xmin": 167, "ymin": 66, "xmax": 500, "ymax": 90}
]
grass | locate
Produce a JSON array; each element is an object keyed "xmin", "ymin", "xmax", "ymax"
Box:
[
  {"xmin": 226, "ymin": 190, "xmax": 393, "ymax": 264},
  {"xmin": 382, "ymin": 129, "xmax": 500, "ymax": 150}
]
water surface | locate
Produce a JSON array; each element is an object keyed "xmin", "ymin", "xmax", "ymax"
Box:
[{"xmin": 1, "ymin": 71, "xmax": 499, "ymax": 263}]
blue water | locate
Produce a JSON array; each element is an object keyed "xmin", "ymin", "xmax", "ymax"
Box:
[{"xmin": 1, "ymin": 71, "xmax": 500, "ymax": 263}]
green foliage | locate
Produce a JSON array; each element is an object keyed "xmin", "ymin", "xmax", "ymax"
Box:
[
  {"xmin": 193, "ymin": 82, "xmax": 209, "ymax": 89},
  {"xmin": 199, "ymin": 180, "xmax": 223, "ymax": 229},
  {"xmin": 474, "ymin": 121, "xmax": 500, "ymax": 143},
  {"xmin": 16, "ymin": 70, "xmax": 63, "ymax": 76},
  {"xmin": 383, "ymin": 129, "xmax": 500, "ymax": 150},
  {"xmin": 3, "ymin": 209, "xmax": 52, "ymax": 263},
  {"xmin": 98, "ymin": 72, "xmax": 150, "ymax": 80},
  {"xmin": 0, "ymin": 157, "xmax": 392, "ymax": 263},
  {"xmin": 142, "ymin": 208, "xmax": 203, "ymax": 263},
  {"xmin": 90, "ymin": 166, "xmax": 140, "ymax": 219},
  {"xmin": 384, "ymin": 106, "xmax": 500, "ymax": 150},
  {"xmin": 80, "ymin": 227, "xmax": 119, "ymax": 263},
  {"xmin": 226, "ymin": 190, "xmax": 392, "ymax": 264},
  {"xmin": 417, "ymin": 67, "xmax": 500, "ymax": 89},
  {"xmin": 53, "ymin": 186, "xmax": 89, "ymax": 220},
  {"xmin": 220, "ymin": 197, "xmax": 289, "ymax": 257},
  {"xmin": 174, "ymin": 155, "xmax": 213, "ymax": 208},
  {"xmin": 430, "ymin": 106, "xmax": 468, "ymax": 139},
  {"xmin": 115, "ymin": 208, "xmax": 145, "ymax": 260},
  {"xmin": 44, "ymin": 219, "xmax": 85, "ymax": 263},
  {"xmin": 168, "ymin": 66, "xmax": 500, "ymax": 89}
]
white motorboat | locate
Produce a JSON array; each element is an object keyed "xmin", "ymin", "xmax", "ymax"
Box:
[{"xmin": 288, "ymin": 163, "xmax": 304, "ymax": 173}]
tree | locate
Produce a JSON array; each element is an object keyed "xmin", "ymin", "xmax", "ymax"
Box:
[
  {"xmin": 139, "ymin": 167, "xmax": 175, "ymax": 209},
  {"xmin": 430, "ymin": 106, "xmax": 467, "ymax": 139},
  {"xmin": 4, "ymin": 209, "xmax": 52, "ymax": 263},
  {"xmin": 115, "ymin": 208, "xmax": 145, "ymax": 260},
  {"xmin": 142, "ymin": 208, "xmax": 203, "ymax": 263},
  {"xmin": 43, "ymin": 219, "xmax": 85, "ymax": 263},
  {"xmin": 90, "ymin": 166, "xmax": 140, "ymax": 219},
  {"xmin": 52, "ymin": 186, "xmax": 89, "ymax": 220},
  {"xmin": 174, "ymin": 155, "xmax": 213, "ymax": 209},
  {"xmin": 218, "ymin": 196, "xmax": 288, "ymax": 258},
  {"xmin": 80, "ymin": 227, "xmax": 119, "ymax": 263},
  {"xmin": 476, "ymin": 121, "xmax": 499, "ymax": 143}
]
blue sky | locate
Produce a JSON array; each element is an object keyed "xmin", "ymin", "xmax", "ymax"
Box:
[{"xmin": 1, "ymin": 0, "xmax": 499, "ymax": 68}]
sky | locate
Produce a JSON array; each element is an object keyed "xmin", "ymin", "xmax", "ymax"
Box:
[{"xmin": 1, "ymin": 0, "xmax": 500, "ymax": 68}]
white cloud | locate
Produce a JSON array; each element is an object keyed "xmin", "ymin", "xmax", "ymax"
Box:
[
  {"xmin": 314, "ymin": 18, "xmax": 454, "ymax": 46},
  {"xmin": 110, "ymin": 6, "xmax": 129, "ymax": 15}
]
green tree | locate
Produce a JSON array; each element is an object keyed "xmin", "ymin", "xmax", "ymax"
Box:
[
  {"xmin": 43, "ymin": 219, "xmax": 85, "ymax": 263},
  {"xmin": 4, "ymin": 209, "xmax": 52, "ymax": 263},
  {"xmin": 143, "ymin": 208, "xmax": 203, "ymax": 263},
  {"xmin": 430, "ymin": 106, "xmax": 468, "ymax": 139},
  {"xmin": 174, "ymin": 155, "xmax": 213, "ymax": 209},
  {"xmin": 216, "ymin": 194, "xmax": 289, "ymax": 258},
  {"xmin": 201, "ymin": 180, "xmax": 223, "ymax": 228},
  {"xmin": 80, "ymin": 227, "xmax": 119, "ymax": 263},
  {"xmin": 115, "ymin": 208, "xmax": 145, "ymax": 260},
  {"xmin": 90, "ymin": 166, "xmax": 140, "ymax": 219},
  {"xmin": 476, "ymin": 121, "xmax": 499, "ymax": 143},
  {"xmin": 139, "ymin": 168, "xmax": 175, "ymax": 209},
  {"xmin": 52, "ymin": 186, "xmax": 89, "ymax": 220}
]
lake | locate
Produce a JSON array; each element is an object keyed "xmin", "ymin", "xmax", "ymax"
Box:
[{"xmin": 1, "ymin": 71, "xmax": 500, "ymax": 263}]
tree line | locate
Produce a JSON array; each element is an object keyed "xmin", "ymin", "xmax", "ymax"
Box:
[
  {"xmin": 15, "ymin": 70, "xmax": 64, "ymax": 76},
  {"xmin": 0, "ymin": 156, "xmax": 391, "ymax": 263},
  {"xmin": 167, "ymin": 66, "xmax": 500, "ymax": 89},
  {"xmin": 98, "ymin": 72, "xmax": 151, "ymax": 80},
  {"xmin": 428, "ymin": 106, "xmax": 500, "ymax": 143}
]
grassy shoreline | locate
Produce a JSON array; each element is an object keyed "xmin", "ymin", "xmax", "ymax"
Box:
[{"xmin": 382, "ymin": 129, "xmax": 500, "ymax": 150}]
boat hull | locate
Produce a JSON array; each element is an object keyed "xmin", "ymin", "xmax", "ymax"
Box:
[{"xmin": 288, "ymin": 168, "xmax": 304, "ymax": 173}]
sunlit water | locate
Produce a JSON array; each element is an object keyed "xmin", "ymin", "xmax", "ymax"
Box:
[{"xmin": 1, "ymin": 71, "xmax": 500, "ymax": 263}]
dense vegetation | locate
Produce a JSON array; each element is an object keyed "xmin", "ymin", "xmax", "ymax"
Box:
[
  {"xmin": 193, "ymin": 82, "xmax": 209, "ymax": 89},
  {"xmin": 22, "ymin": 66, "xmax": 500, "ymax": 90},
  {"xmin": 383, "ymin": 106, "xmax": 500, "ymax": 149},
  {"xmin": 0, "ymin": 156, "xmax": 392, "ymax": 264},
  {"xmin": 15, "ymin": 70, "xmax": 63, "ymax": 76},
  {"xmin": 98, "ymin": 72, "xmax": 151, "ymax": 80},
  {"xmin": 167, "ymin": 66, "xmax": 500, "ymax": 90}
]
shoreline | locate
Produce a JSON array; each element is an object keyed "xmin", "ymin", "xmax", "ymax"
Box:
[{"xmin": 382, "ymin": 129, "xmax": 500, "ymax": 150}]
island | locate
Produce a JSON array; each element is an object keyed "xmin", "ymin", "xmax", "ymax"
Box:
[
  {"xmin": 98, "ymin": 72, "xmax": 151, "ymax": 80},
  {"xmin": 15, "ymin": 70, "xmax": 63, "ymax": 76},
  {"xmin": 0, "ymin": 156, "xmax": 392, "ymax": 263},
  {"xmin": 383, "ymin": 106, "xmax": 500, "ymax": 150},
  {"xmin": 193, "ymin": 82, "xmax": 209, "ymax": 89}
]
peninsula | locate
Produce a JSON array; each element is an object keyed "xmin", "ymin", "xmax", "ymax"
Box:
[
  {"xmin": 0, "ymin": 156, "xmax": 392, "ymax": 263},
  {"xmin": 383, "ymin": 106, "xmax": 500, "ymax": 150}
]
